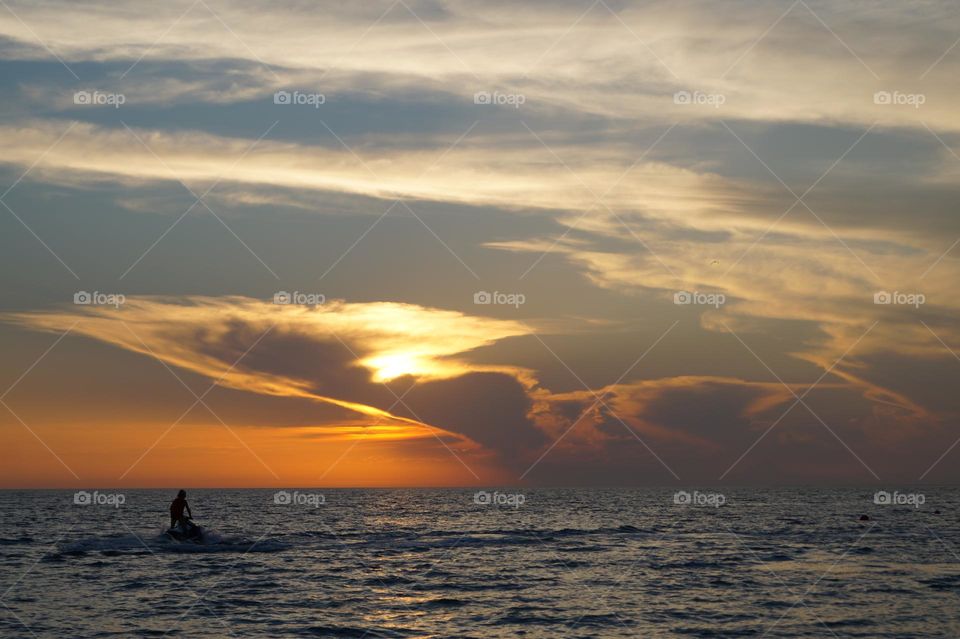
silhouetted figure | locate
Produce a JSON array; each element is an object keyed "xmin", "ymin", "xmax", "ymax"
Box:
[
  {"xmin": 166, "ymin": 490, "xmax": 203, "ymax": 542},
  {"xmin": 170, "ymin": 489, "xmax": 192, "ymax": 527}
]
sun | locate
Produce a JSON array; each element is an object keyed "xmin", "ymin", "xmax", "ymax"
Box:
[{"xmin": 363, "ymin": 352, "xmax": 426, "ymax": 382}]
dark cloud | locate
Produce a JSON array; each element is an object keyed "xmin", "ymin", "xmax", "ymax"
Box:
[
  {"xmin": 639, "ymin": 381, "xmax": 771, "ymax": 443},
  {"xmin": 198, "ymin": 322, "xmax": 391, "ymax": 405},
  {"xmin": 401, "ymin": 372, "xmax": 546, "ymax": 464},
  {"xmin": 184, "ymin": 321, "xmax": 548, "ymax": 465}
]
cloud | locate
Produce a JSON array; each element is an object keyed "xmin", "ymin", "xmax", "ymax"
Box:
[
  {"xmin": 2, "ymin": 296, "xmax": 549, "ymax": 466},
  {"xmin": 3, "ymin": 0, "xmax": 959, "ymax": 130},
  {"xmin": 0, "ymin": 119, "xmax": 740, "ymax": 221},
  {"xmin": 486, "ymin": 210, "xmax": 960, "ymax": 416},
  {"xmin": 3, "ymin": 0, "xmax": 960, "ymax": 485},
  {"xmin": 526, "ymin": 372, "xmax": 947, "ymax": 483},
  {"xmin": 5, "ymin": 292, "xmax": 958, "ymax": 482},
  {"xmin": 400, "ymin": 371, "xmax": 547, "ymax": 466}
]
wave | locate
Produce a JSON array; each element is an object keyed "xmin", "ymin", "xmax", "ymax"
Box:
[
  {"xmin": 302, "ymin": 626, "xmax": 416, "ymax": 638},
  {"xmin": 0, "ymin": 536, "xmax": 33, "ymax": 546},
  {"xmin": 332, "ymin": 524, "xmax": 654, "ymax": 549},
  {"xmin": 52, "ymin": 530, "xmax": 289, "ymax": 557}
]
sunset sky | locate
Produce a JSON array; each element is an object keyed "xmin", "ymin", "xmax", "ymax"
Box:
[{"xmin": 2, "ymin": 0, "xmax": 960, "ymax": 487}]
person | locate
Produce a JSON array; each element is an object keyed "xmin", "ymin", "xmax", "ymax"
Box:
[{"xmin": 170, "ymin": 489, "xmax": 192, "ymax": 528}]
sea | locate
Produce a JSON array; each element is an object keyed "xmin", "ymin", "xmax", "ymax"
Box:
[{"xmin": 0, "ymin": 487, "xmax": 958, "ymax": 638}]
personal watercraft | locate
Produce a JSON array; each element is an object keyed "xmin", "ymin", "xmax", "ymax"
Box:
[{"xmin": 165, "ymin": 518, "xmax": 204, "ymax": 542}]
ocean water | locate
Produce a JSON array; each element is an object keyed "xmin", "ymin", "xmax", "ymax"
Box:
[{"xmin": 1, "ymin": 488, "xmax": 958, "ymax": 638}]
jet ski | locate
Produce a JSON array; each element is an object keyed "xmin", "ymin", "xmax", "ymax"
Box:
[{"xmin": 165, "ymin": 518, "xmax": 204, "ymax": 542}]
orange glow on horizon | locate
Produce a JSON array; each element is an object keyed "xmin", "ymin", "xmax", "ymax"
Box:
[{"xmin": 0, "ymin": 418, "xmax": 504, "ymax": 489}]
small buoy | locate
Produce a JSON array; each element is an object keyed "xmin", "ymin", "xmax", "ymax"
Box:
[
  {"xmin": 859, "ymin": 514, "xmax": 870, "ymax": 521},
  {"xmin": 934, "ymin": 509, "xmax": 941, "ymax": 515}
]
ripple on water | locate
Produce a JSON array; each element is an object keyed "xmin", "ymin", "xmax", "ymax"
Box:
[
  {"xmin": 5, "ymin": 488, "xmax": 960, "ymax": 638},
  {"xmin": 921, "ymin": 574, "xmax": 960, "ymax": 591},
  {"xmin": 303, "ymin": 626, "xmax": 415, "ymax": 637}
]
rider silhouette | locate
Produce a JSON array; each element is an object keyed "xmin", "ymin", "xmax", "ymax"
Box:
[{"xmin": 169, "ymin": 489, "xmax": 192, "ymax": 527}]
